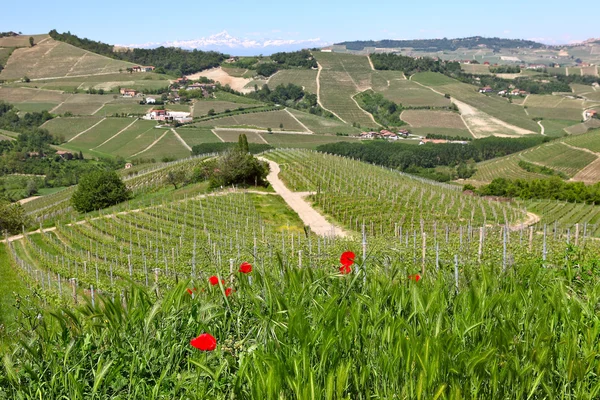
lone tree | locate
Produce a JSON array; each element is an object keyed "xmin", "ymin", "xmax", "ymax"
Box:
[
  {"xmin": 0, "ymin": 201, "xmax": 30, "ymax": 235},
  {"xmin": 237, "ymin": 133, "xmax": 249, "ymax": 153},
  {"xmin": 29, "ymin": 36, "xmax": 34, "ymax": 47},
  {"xmin": 71, "ymin": 170, "xmax": 131, "ymax": 213},
  {"xmin": 164, "ymin": 170, "xmax": 187, "ymax": 189}
]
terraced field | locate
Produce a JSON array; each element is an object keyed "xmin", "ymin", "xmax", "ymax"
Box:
[
  {"xmin": 93, "ymin": 119, "xmax": 159, "ymax": 156},
  {"xmin": 67, "ymin": 117, "xmax": 137, "ymax": 150},
  {"xmin": 135, "ymin": 130, "xmax": 191, "ymax": 160},
  {"xmin": 521, "ymin": 142, "xmax": 596, "ymax": 177},
  {"xmin": 313, "ymin": 52, "xmax": 377, "ymax": 127},
  {"xmin": 564, "ymin": 119, "xmax": 600, "ymax": 135},
  {"xmin": 527, "ymin": 200, "xmax": 600, "ymax": 237},
  {"xmin": 0, "ymin": 39, "xmax": 134, "ymax": 80},
  {"xmin": 261, "ymin": 132, "xmax": 360, "ymax": 149},
  {"xmin": 464, "ymin": 154, "xmax": 548, "ymax": 186},
  {"xmin": 267, "ymin": 69, "xmax": 318, "ymax": 94},
  {"xmin": 562, "ymin": 129, "xmax": 600, "ymax": 152},
  {"xmin": 411, "ymin": 72, "xmax": 540, "ymax": 133},
  {"xmin": 214, "ymin": 130, "xmax": 268, "ymax": 144},
  {"xmin": 539, "ymin": 119, "xmax": 574, "ymax": 137}
]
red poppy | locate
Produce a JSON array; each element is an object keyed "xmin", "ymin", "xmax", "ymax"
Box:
[
  {"xmin": 225, "ymin": 288, "xmax": 233, "ymax": 297},
  {"xmin": 339, "ymin": 264, "xmax": 352, "ymax": 275},
  {"xmin": 340, "ymin": 251, "xmax": 355, "ymax": 267},
  {"xmin": 208, "ymin": 276, "xmax": 222, "ymax": 286},
  {"xmin": 408, "ymin": 274, "xmax": 421, "ymax": 282},
  {"xmin": 190, "ymin": 333, "xmax": 217, "ymax": 351},
  {"xmin": 239, "ymin": 262, "xmax": 252, "ymax": 274},
  {"xmin": 186, "ymin": 288, "xmax": 197, "ymax": 295}
]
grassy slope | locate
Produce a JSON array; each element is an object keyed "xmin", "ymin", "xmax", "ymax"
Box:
[{"xmin": 0, "ymin": 243, "xmax": 28, "ymax": 331}]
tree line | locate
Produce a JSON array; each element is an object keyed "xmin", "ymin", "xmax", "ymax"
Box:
[
  {"xmin": 49, "ymin": 30, "xmax": 226, "ymax": 76},
  {"xmin": 476, "ymin": 177, "xmax": 600, "ymax": 204},
  {"xmin": 354, "ymin": 91, "xmax": 404, "ymax": 127},
  {"xmin": 339, "ymin": 37, "xmax": 544, "ymax": 51},
  {"xmin": 370, "ymin": 53, "xmax": 462, "ymax": 77}
]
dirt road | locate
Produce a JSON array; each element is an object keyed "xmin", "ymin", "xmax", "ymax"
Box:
[{"xmin": 259, "ymin": 158, "xmax": 348, "ymax": 238}]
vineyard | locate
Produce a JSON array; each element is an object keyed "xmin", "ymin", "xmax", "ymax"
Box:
[{"xmin": 3, "ymin": 150, "xmax": 600, "ymax": 398}]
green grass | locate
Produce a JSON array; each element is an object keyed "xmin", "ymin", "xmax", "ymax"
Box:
[
  {"xmin": 527, "ymin": 107, "xmax": 583, "ymax": 121},
  {"xmin": 13, "ymin": 102, "xmax": 57, "ymax": 113},
  {"xmin": 378, "ymin": 79, "xmax": 451, "ymax": 107},
  {"xmin": 38, "ymin": 186, "xmax": 69, "ymax": 196},
  {"xmin": 136, "ymin": 130, "xmax": 191, "ymax": 160},
  {"xmin": 521, "ymin": 142, "xmax": 596, "ymax": 177},
  {"xmin": 175, "ymin": 127, "xmax": 221, "ymax": 147},
  {"xmin": 539, "ymin": 119, "xmax": 573, "ymax": 137},
  {"xmin": 261, "ymin": 132, "xmax": 360, "ymax": 149},
  {"xmin": 286, "ymin": 109, "xmax": 362, "ymax": 135},
  {"xmin": 95, "ymin": 120, "xmax": 163, "ymax": 158},
  {"xmin": 565, "ymin": 119, "xmax": 600, "ymax": 135},
  {"xmin": 196, "ymin": 110, "xmax": 307, "ymax": 131},
  {"xmin": 213, "ymin": 129, "xmax": 267, "ymax": 144},
  {"xmin": 193, "ymin": 101, "xmax": 258, "ymax": 118},
  {"xmin": 96, "ymin": 103, "xmax": 152, "ymax": 116},
  {"xmin": 68, "ymin": 117, "xmax": 136, "ymax": 149},
  {"xmin": 248, "ymin": 193, "xmax": 305, "ymax": 232},
  {"xmin": 562, "ymin": 128, "xmax": 600, "ymax": 152},
  {"xmin": 408, "ymin": 127, "xmax": 473, "ymax": 138},
  {"xmin": 213, "ymin": 91, "xmax": 262, "ymax": 104},
  {"xmin": 412, "ymin": 72, "xmax": 540, "ymax": 132},
  {"xmin": 0, "ymin": 244, "xmax": 28, "ymax": 333}
]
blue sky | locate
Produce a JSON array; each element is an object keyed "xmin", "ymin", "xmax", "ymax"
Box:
[{"xmin": 2, "ymin": 0, "xmax": 592, "ymax": 48}]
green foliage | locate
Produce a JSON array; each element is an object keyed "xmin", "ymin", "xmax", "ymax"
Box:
[
  {"xmin": 370, "ymin": 53, "xmax": 462, "ymax": 76},
  {"xmin": 456, "ymin": 73, "xmax": 571, "ymax": 94},
  {"xmin": 478, "ymin": 177, "xmax": 600, "ymax": 203},
  {"xmin": 164, "ymin": 170, "xmax": 187, "ymax": 189},
  {"xmin": 0, "ymin": 200, "xmax": 29, "ymax": 234},
  {"xmin": 270, "ymin": 50, "xmax": 317, "ymax": 69},
  {"xmin": 489, "ymin": 65, "xmax": 521, "ymax": 74},
  {"xmin": 237, "ymin": 134, "xmax": 249, "ymax": 153},
  {"xmin": 193, "ymin": 150, "xmax": 269, "ymax": 189},
  {"xmin": 49, "ymin": 30, "xmax": 226, "ymax": 75},
  {"xmin": 518, "ymin": 160, "xmax": 568, "ymax": 179},
  {"xmin": 71, "ymin": 170, "xmax": 131, "ymax": 213},
  {"xmin": 255, "ymin": 63, "xmax": 279, "ymax": 77},
  {"xmin": 191, "ymin": 142, "xmax": 273, "ymax": 155},
  {"xmin": 354, "ymin": 91, "xmax": 404, "ymax": 127},
  {"xmin": 0, "ymin": 101, "xmax": 53, "ymax": 134}
]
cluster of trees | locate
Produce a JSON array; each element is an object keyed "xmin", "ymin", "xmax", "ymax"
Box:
[
  {"xmin": 426, "ymin": 133, "xmax": 472, "ymax": 141},
  {"xmin": 477, "ymin": 177, "xmax": 600, "ymax": 204},
  {"xmin": 455, "ymin": 73, "xmax": 571, "ymax": 94},
  {"xmin": 191, "ymin": 142, "xmax": 272, "ymax": 155},
  {"xmin": 270, "ymin": 50, "xmax": 317, "ymax": 69},
  {"xmin": 489, "ymin": 65, "xmax": 521, "ymax": 74},
  {"xmin": 370, "ymin": 53, "xmax": 461, "ymax": 76},
  {"xmin": 339, "ymin": 37, "xmax": 545, "ymax": 51},
  {"xmin": 49, "ymin": 30, "xmax": 226, "ymax": 76},
  {"xmin": 248, "ymin": 83, "xmax": 332, "ymax": 117},
  {"xmin": 255, "ymin": 63, "xmax": 279, "ymax": 77},
  {"xmin": 0, "ymin": 200, "xmax": 29, "ymax": 234},
  {"xmin": 316, "ymin": 136, "xmax": 548, "ymax": 181},
  {"xmin": 518, "ymin": 160, "xmax": 567, "ymax": 179},
  {"xmin": 0, "ymin": 102, "xmax": 53, "ymax": 134},
  {"xmin": 191, "ymin": 135, "xmax": 269, "ymax": 189},
  {"xmin": 354, "ymin": 91, "xmax": 404, "ymax": 127}
]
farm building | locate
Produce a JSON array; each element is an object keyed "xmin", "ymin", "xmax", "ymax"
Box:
[
  {"xmin": 132, "ymin": 66, "xmax": 155, "ymax": 72},
  {"xmin": 585, "ymin": 110, "xmax": 597, "ymax": 119},
  {"xmin": 144, "ymin": 109, "xmax": 192, "ymax": 123},
  {"xmin": 125, "ymin": 163, "xmax": 133, "ymax": 169},
  {"xmin": 146, "ymin": 97, "xmax": 156, "ymax": 104},
  {"xmin": 479, "ymin": 86, "xmax": 493, "ymax": 93},
  {"xmin": 120, "ymin": 88, "xmax": 138, "ymax": 97},
  {"xmin": 56, "ymin": 150, "xmax": 73, "ymax": 160}
]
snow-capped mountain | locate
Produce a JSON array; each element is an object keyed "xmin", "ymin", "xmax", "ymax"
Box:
[{"xmin": 119, "ymin": 31, "xmax": 329, "ymax": 55}]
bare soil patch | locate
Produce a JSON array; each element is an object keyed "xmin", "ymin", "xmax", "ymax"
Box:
[{"xmin": 186, "ymin": 67, "xmax": 252, "ymax": 93}]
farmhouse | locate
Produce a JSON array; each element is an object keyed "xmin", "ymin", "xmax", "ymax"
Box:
[
  {"xmin": 144, "ymin": 109, "xmax": 192, "ymax": 123},
  {"xmin": 498, "ymin": 90, "xmax": 507, "ymax": 95},
  {"xmin": 146, "ymin": 97, "xmax": 156, "ymax": 104},
  {"xmin": 56, "ymin": 150, "xmax": 73, "ymax": 160},
  {"xmin": 132, "ymin": 65, "xmax": 155, "ymax": 72},
  {"xmin": 483, "ymin": 61, "xmax": 490, "ymax": 66},
  {"xmin": 527, "ymin": 64, "xmax": 546, "ymax": 69},
  {"xmin": 224, "ymin": 57, "xmax": 239, "ymax": 64},
  {"xmin": 120, "ymin": 88, "xmax": 138, "ymax": 97},
  {"xmin": 479, "ymin": 86, "xmax": 493, "ymax": 93},
  {"xmin": 398, "ymin": 129, "xmax": 410, "ymax": 138},
  {"xmin": 510, "ymin": 89, "xmax": 528, "ymax": 96},
  {"xmin": 585, "ymin": 110, "xmax": 597, "ymax": 119},
  {"xmin": 380, "ymin": 130, "xmax": 398, "ymax": 140},
  {"xmin": 593, "ymin": 82, "xmax": 600, "ymax": 88}
]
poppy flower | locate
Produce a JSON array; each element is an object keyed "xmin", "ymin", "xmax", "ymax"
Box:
[
  {"xmin": 208, "ymin": 276, "xmax": 223, "ymax": 286},
  {"xmin": 225, "ymin": 288, "xmax": 233, "ymax": 297},
  {"xmin": 408, "ymin": 274, "xmax": 421, "ymax": 282},
  {"xmin": 186, "ymin": 288, "xmax": 197, "ymax": 295},
  {"xmin": 339, "ymin": 264, "xmax": 352, "ymax": 275},
  {"xmin": 190, "ymin": 333, "xmax": 217, "ymax": 351},
  {"xmin": 340, "ymin": 251, "xmax": 355, "ymax": 267},
  {"xmin": 239, "ymin": 262, "xmax": 252, "ymax": 274}
]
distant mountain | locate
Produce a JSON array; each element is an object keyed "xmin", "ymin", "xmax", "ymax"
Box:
[
  {"xmin": 336, "ymin": 37, "xmax": 546, "ymax": 51},
  {"xmin": 119, "ymin": 31, "xmax": 329, "ymax": 56}
]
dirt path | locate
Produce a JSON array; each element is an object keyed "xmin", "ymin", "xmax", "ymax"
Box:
[
  {"xmin": 510, "ymin": 212, "xmax": 541, "ymax": 231},
  {"xmin": 211, "ymin": 129, "xmax": 226, "ymax": 142},
  {"xmin": 352, "ymin": 91, "xmax": 382, "ymax": 127},
  {"xmin": 284, "ymin": 108, "xmax": 313, "ymax": 133},
  {"xmin": 367, "ymin": 55, "xmax": 375, "ymax": 71},
  {"xmin": 68, "ymin": 118, "xmax": 106, "ymax": 142},
  {"xmin": 131, "ymin": 130, "xmax": 168, "ymax": 157},
  {"xmin": 258, "ymin": 158, "xmax": 348, "ymax": 238},
  {"xmin": 316, "ymin": 62, "xmax": 347, "ymax": 123},
  {"xmin": 562, "ymin": 142, "xmax": 600, "ymax": 156},
  {"xmin": 537, "ymin": 120, "xmax": 545, "ymax": 135},
  {"xmin": 171, "ymin": 127, "xmax": 192, "ymax": 151},
  {"xmin": 93, "ymin": 118, "xmax": 138, "ymax": 149}
]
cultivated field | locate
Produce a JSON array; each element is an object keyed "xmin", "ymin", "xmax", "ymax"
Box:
[
  {"xmin": 0, "ymin": 34, "xmax": 49, "ymax": 47},
  {"xmin": 133, "ymin": 129, "xmax": 191, "ymax": 160},
  {"xmin": 0, "ymin": 39, "xmax": 134, "ymax": 80},
  {"xmin": 377, "ymin": 79, "xmax": 451, "ymax": 107},
  {"xmin": 286, "ymin": 108, "xmax": 362, "ymax": 135},
  {"xmin": 42, "ymin": 116, "xmax": 104, "ymax": 141},
  {"xmin": 401, "ymin": 110, "xmax": 468, "ymax": 130},
  {"xmin": 460, "ymin": 64, "xmax": 491, "ymax": 74},
  {"xmin": 196, "ymin": 110, "xmax": 307, "ymax": 131},
  {"xmin": 267, "ymin": 69, "xmax": 318, "ymax": 94},
  {"xmin": 262, "ymin": 132, "xmax": 360, "ymax": 149},
  {"xmin": 192, "ymin": 101, "xmax": 259, "ymax": 117},
  {"xmin": 411, "ymin": 72, "xmax": 540, "ymax": 133},
  {"xmin": 97, "ymin": 121, "xmax": 164, "ymax": 159},
  {"xmin": 175, "ymin": 128, "xmax": 221, "ymax": 147},
  {"xmin": 313, "ymin": 52, "xmax": 378, "ymax": 127},
  {"xmin": 521, "ymin": 142, "xmax": 596, "ymax": 177},
  {"xmin": 67, "ymin": 117, "xmax": 137, "ymax": 150}
]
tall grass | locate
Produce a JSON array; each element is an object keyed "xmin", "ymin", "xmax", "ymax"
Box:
[{"xmin": 1, "ymin": 255, "xmax": 600, "ymax": 399}]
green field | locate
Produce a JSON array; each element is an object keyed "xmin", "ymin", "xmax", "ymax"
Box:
[
  {"xmin": 313, "ymin": 52, "xmax": 378, "ymax": 127},
  {"xmin": 193, "ymin": 101, "xmax": 258, "ymax": 117},
  {"xmin": 135, "ymin": 130, "xmax": 190, "ymax": 160},
  {"xmin": 539, "ymin": 119, "xmax": 574, "ymax": 137},
  {"xmin": 564, "ymin": 119, "xmax": 600, "ymax": 135},
  {"xmin": 378, "ymin": 79, "xmax": 451, "ymax": 107},
  {"xmin": 460, "ymin": 64, "xmax": 491, "ymax": 74},
  {"xmin": 96, "ymin": 103, "xmax": 152, "ymax": 116},
  {"xmin": 196, "ymin": 110, "xmax": 307, "ymax": 131},
  {"xmin": 562, "ymin": 128, "xmax": 600, "ymax": 152},
  {"xmin": 42, "ymin": 116, "xmax": 104, "ymax": 141},
  {"xmin": 412, "ymin": 72, "xmax": 540, "ymax": 132},
  {"xmin": 267, "ymin": 69, "xmax": 318, "ymax": 94},
  {"xmin": 13, "ymin": 102, "xmax": 57, "ymax": 113},
  {"xmin": 94, "ymin": 119, "xmax": 161, "ymax": 158},
  {"xmin": 68, "ymin": 117, "xmax": 137, "ymax": 150},
  {"xmin": 464, "ymin": 154, "xmax": 548, "ymax": 185},
  {"xmin": 287, "ymin": 108, "xmax": 362, "ymax": 135},
  {"xmin": 521, "ymin": 142, "xmax": 596, "ymax": 177},
  {"xmin": 261, "ymin": 132, "xmax": 360, "ymax": 149},
  {"xmin": 176, "ymin": 127, "xmax": 222, "ymax": 147},
  {"xmin": 214, "ymin": 129, "xmax": 268, "ymax": 144}
]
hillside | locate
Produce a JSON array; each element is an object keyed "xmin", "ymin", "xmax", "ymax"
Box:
[
  {"xmin": 337, "ymin": 37, "xmax": 545, "ymax": 51},
  {"xmin": 0, "ymin": 37, "xmax": 134, "ymax": 80}
]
